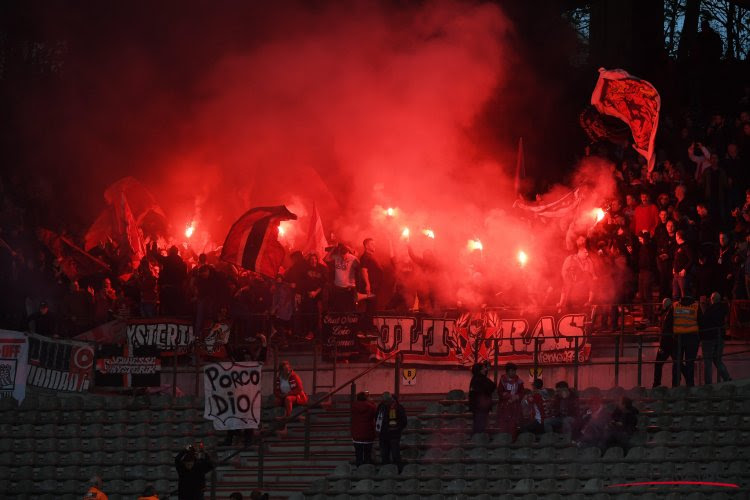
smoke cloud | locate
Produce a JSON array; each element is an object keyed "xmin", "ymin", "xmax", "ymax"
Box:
[{"xmin": 4, "ymin": 1, "xmax": 618, "ymax": 308}]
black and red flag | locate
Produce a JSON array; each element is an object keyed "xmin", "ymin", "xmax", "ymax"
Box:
[
  {"xmin": 590, "ymin": 68, "xmax": 661, "ymax": 171},
  {"xmin": 220, "ymin": 205, "xmax": 297, "ymax": 277},
  {"xmin": 38, "ymin": 228, "xmax": 111, "ymax": 279}
]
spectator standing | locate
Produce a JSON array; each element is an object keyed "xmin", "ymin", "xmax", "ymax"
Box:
[
  {"xmin": 636, "ymin": 231, "xmax": 657, "ymax": 323},
  {"xmin": 672, "ymin": 230, "xmax": 694, "ymax": 300},
  {"xmin": 298, "ymin": 253, "xmax": 327, "ymax": 341},
  {"xmin": 325, "ymin": 243, "xmax": 360, "ymax": 312},
  {"xmin": 468, "ymin": 361, "xmax": 495, "ymax": 434},
  {"xmin": 93, "ymin": 278, "xmax": 116, "ymax": 324},
  {"xmin": 544, "ymin": 381, "xmax": 580, "ymax": 436},
  {"xmin": 700, "ymin": 292, "xmax": 732, "ymax": 384},
  {"xmin": 359, "ymin": 238, "xmax": 383, "ymax": 314},
  {"xmin": 716, "ymin": 232, "xmax": 736, "ymax": 298},
  {"xmin": 496, "ymin": 362, "xmax": 524, "ymax": 437},
  {"xmin": 62, "ymin": 280, "xmax": 94, "ymax": 335},
  {"xmin": 27, "ymin": 300, "xmax": 57, "ymax": 336},
  {"xmin": 375, "ymin": 392, "xmax": 407, "ymax": 471},
  {"xmin": 154, "ymin": 245, "xmax": 187, "ymax": 316},
  {"xmin": 351, "ymin": 391, "xmax": 377, "ymax": 466},
  {"xmin": 653, "ymin": 298, "xmax": 677, "ymax": 387},
  {"xmin": 175, "ymin": 444, "xmax": 214, "ymax": 500},
  {"xmin": 632, "ymin": 192, "xmax": 659, "ymax": 236},
  {"xmin": 135, "ymin": 257, "xmax": 158, "ymax": 317},
  {"xmin": 655, "ymin": 218, "xmax": 677, "ymax": 300},
  {"xmin": 274, "ymin": 360, "xmax": 308, "ymax": 419}
]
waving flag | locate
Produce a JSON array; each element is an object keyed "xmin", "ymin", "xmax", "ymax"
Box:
[
  {"xmin": 38, "ymin": 229, "xmax": 111, "ymax": 279},
  {"xmin": 591, "ymin": 68, "xmax": 661, "ymax": 171},
  {"xmin": 513, "ymin": 189, "xmax": 581, "ymax": 219},
  {"xmin": 221, "ymin": 206, "xmax": 297, "ymax": 277},
  {"xmin": 303, "ymin": 203, "xmax": 329, "ymax": 259}
]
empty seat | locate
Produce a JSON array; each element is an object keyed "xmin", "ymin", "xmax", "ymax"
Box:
[
  {"xmin": 510, "ymin": 478, "xmax": 534, "ymax": 493},
  {"xmin": 353, "ymin": 464, "xmax": 376, "ymax": 478}
]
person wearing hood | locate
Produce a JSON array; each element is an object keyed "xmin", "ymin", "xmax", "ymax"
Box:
[
  {"xmin": 375, "ymin": 392, "xmax": 408, "ymax": 471},
  {"xmin": 468, "ymin": 361, "xmax": 495, "ymax": 434},
  {"xmin": 351, "ymin": 391, "xmax": 377, "ymax": 466}
]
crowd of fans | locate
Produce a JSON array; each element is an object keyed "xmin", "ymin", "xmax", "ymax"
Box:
[{"xmin": 470, "ymin": 362, "xmax": 639, "ymax": 452}]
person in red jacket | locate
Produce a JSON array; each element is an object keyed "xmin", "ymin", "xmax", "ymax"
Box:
[
  {"xmin": 497, "ymin": 362, "xmax": 524, "ymax": 438},
  {"xmin": 632, "ymin": 192, "xmax": 659, "ymax": 236},
  {"xmin": 274, "ymin": 361, "xmax": 308, "ymax": 418},
  {"xmin": 351, "ymin": 391, "xmax": 377, "ymax": 466}
]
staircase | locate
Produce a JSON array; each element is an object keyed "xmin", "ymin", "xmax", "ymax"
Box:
[{"xmin": 212, "ymin": 394, "xmax": 434, "ymax": 499}]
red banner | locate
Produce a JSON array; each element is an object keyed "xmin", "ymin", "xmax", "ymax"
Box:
[{"xmin": 591, "ymin": 68, "xmax": 661, "ymax": 171}]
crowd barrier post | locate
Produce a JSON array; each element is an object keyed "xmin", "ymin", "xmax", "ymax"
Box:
[
  {"xmin": 637, "ymin": 335, "xmax": 643, "ymax": 387},
  {"xmin": 172, "ymin": 348, "xmax": 178, "ymax": 398},
  {"xmin": 614, "ymin": 332, "xmax": 621, "ymax": 387},
  {"xmin": 312, "ymin": 341, "xmax": 318, "ymax": 394},
  {"xmin": 532, "ymin": 338, "xmax": 540, "ymax": 384},
  {"xmin": 493, "ymin": 338, "xmax": 499, "ymax": 384},
  {"xmin": 394, "ymin": 352, "xmax": 401, "ymax": 400},
  {"xmin": 351, "ymin": 381, "xmax": 356, "ymax": 403},
  {"xmin": 258, "ymin": 431, "xmax": 265, "ymax": 488},
  {"xmin": 195, "ymin": 344, "xmax": 201, "ymax": 396},
  {"xmin": 210, "ymin": 467, "xmax": 217, "ymax": 500},
  {"xmin": 573, "ymin": 336, "xmax": 579, "ymax": 390},
  {"xmin": 303, "ymin": 408, "xmax": 312, "ymax": 459}
]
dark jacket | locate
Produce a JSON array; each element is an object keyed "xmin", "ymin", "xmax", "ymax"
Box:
[
  {"xmin": 375, "ymin": 399, "xmax": 408, "ymax": 439},
  {"xmin": 468, "ymin": 364, "xmax": 496, "ymax": 412},
  {"xmin": 700, "ymin": 301, "xmax": 728, "ymax": 340},
  {"xmin": 351, "ymin": 399, "xmax": 377, "ymax": 442},
  {"xmin": 175, "ymin": 450, "xmax": 214, "ymax": 500},
  {"xmin": 552, "ymin": 391, "xmax": 580, "ymax": 419}
]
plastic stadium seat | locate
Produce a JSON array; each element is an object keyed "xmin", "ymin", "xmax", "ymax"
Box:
[
  {"xmin": 469, "ymin": 432, "xmax": 490, "ymax": 446},
  {"xmin": 418, "ymin": 478, "xmax": 441, "ymax": 494},
  {"xmin": 510, "ymin": 478, "xmax": 534, "ymax": 494},
  {"xmin": 420, "ymin": 464, "xmax": 441, "ymax": 478},
  {"xmin": 444, "ymin": 478, "xmax": 466, "ymax": 494},
  {"xmin": 515, "ymin": 432, "xmax": 536, "ymax": 446},
  {"xmin": 603, "ymin": 446, "xmax": 624, "ymax": 461},
  {"xmin": 581, "ymin": 478, "xmax": 604, "ymax": 493},
  {"xmin": 492, "ymin": 432, "xmax": 512, "ymax": 446},
  {"xmin": 490, "ymin": 447, "xmax": 511, "ymax": 461},
  {"xmin": 399, "ymin": 464, "xmax": 419, "ymax": 478},
  {"xmin": 353, "ymin": 464, "xmax": 376, "ymax": 478},
  {"xmin": 374, "ymin": 478, "xmax": 396, "ymax": 494},
  {"xmin": 39, "ymin": 396, "xmax": 61, "ymax": 411},
  {"xmin": 445, "ymin": 463, "xmax": 466, "ymax": 478},
  {"xmin": 578, "ymin": 462, "xmax": 604, "ymax": 478},
  {"xmin": 327, "ymin": 479, "xmax": 350, "ymax": 494}
]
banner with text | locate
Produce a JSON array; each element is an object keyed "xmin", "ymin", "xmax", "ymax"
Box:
[
  {"xmin": 0, "ymin": 331, "xmax": 29, "ymax": 402},
  {"xmin": 323, "ymin": 313, "xmax": 364, "ymax": 358},
  {"xmin": 372, "ymin": 310, "xmax": 591, "ymax": 366},
  {"xmin": 26, "ymin": 333, "xmax": 94, "ymax": 392},
  {"xmin": 127, "ymin": 318, "xmax": 195, "ymax": 355},
  {"xmin": 203, "ymin": 362, "xmax": 262, "ymax": 431}
]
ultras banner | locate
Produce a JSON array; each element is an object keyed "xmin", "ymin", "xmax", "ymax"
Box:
[
  {"xmin": 26, "ymin": 333, "xmax": 95, "ymax": 392},
  {"xmin": 0, "ymin": 330, "xmax": 29, "ymax": 402},
  {"xmin": 370, "ymin": 310, "xmax": 591, "ymax": 366}
]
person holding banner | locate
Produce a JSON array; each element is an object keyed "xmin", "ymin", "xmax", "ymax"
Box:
[{"xmin": 274, "ymin": 360, "xmax": 308, "ymax": 419}]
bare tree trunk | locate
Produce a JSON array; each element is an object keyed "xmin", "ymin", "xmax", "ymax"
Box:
[
  {"xmin": 726, "ymin": 1, "xmax": 736, "ymax": 59},
  {"xmin": 666, "ymin": 0, "xmax": 680, "ymax": 55},
  {"xmin": 678, "ymin": 0, "xmax": 701, "ymax": 61}
]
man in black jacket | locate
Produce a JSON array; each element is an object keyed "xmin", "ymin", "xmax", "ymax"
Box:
[
  {"xmin": 375, "ymin": 392, "xmax": 407, "ymax": 471},
  {"xmin": 653, "ymin": 298, "xmax": 676, "ymax": 387},
  {"xmin": 700, "ymin": 292, "xmax": 732, "ymax": 384},
  {"xmin": 469, "ymin": 361, "xmax": 496, "ymax": 434},
  {"xmin": 175, "ymin": 444, "xmax": 214, "ymax": 500}
]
